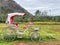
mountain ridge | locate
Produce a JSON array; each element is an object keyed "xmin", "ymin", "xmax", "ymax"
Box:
[{"xmin": 0, "ymin": 0, "xmax": 32, "ymax": 16}]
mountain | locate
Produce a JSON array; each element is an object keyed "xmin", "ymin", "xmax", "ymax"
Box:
[
  {"xmin": 0, "ymin": 0, "xmax": 32, "ymax": 15},
  {"xmin": 0, "ymin": 0, "xmax": 33, "ymax": 22}
]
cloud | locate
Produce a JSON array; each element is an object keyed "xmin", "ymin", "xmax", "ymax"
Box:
[
  {"xmin": 25, "ymin": 0, "xmax": 33, "ymax": 2},
  {"xmin": 24, "ymin": 7, "xmax": 45, "ymax": 10},
  {"xmin": 14, "ymin": 0, "xmax": 60, "ymax": 15},
  {"xmin": 24, "ymin": 6, "xmax": 51, "ymax": 11},
  {"xmin": 24, "ymin": 7, "xmax": 50, "ymax": 15}
]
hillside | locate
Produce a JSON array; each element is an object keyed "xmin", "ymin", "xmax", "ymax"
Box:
[
  {"xmin": 0, "ymin": 0, "xmax": 33, "ymax": 22},
  {"xmin": 0, "ymin": 0, "xmax": 32, "ymax": 15}
]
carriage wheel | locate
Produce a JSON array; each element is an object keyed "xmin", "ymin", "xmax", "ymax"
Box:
[
  {"xmin": 30, "ymin": 32, "xmax": 41, "ymax": 41},
  {"xmin": 3, "ymin": 28, "xmax": 16, "ymax": 41},
  {"xmin": 4, "ymin": 34, "xmax": 16, "ymax": 41}
]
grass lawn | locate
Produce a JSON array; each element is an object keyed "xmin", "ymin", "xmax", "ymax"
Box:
[{"xmin": 0, "ymin": 23, "xmax": 60, "ymax": 45}]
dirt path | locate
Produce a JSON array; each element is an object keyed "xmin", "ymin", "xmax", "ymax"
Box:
[{"xmin": 14, "ymin": 41, "xmax": 60, "ymax": 45}]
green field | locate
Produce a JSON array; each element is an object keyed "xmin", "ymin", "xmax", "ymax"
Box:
[{"xmin": 0, "ymin": 23, "xmax": 60, "ymax": 45}]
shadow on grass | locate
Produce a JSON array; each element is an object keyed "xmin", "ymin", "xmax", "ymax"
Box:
[
  {"xmin": 0, "ymin": 36, "xmax": 57, "ymax": 43},
  {"xmin": 14, "ymin": 36, "xmax": 56, "ymax": 43}
]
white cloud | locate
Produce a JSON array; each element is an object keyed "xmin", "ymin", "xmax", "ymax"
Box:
[
  {"xmin": 26, "ymin": 0, "xmax": 33, "ymax": 2},
  {"xmin": 24, "ymin": 7, "xmax": 45, "ymax": 10},
  {"xmin": 14, "ymin": 0, "xmax": 60, "ymax": 15},
  {"xmin": 24, "ymin": 6, "xmax": 51, "ymax": 11}
]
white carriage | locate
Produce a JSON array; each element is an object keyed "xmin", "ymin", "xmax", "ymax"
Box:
[{"xmin": 4, "ymin": 12, "xmax": 40, "ymax": 41}]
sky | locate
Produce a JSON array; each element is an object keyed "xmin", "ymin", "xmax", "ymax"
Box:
[{"xmin": 14, "ymin": 0, "xmax": 60, "ymax": 16}]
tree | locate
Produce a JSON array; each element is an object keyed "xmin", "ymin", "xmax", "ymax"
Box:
[
  {"xmin": 41, "ymin": 10, "xmax": 48, "ymax": 16},
  {"xmin": 35, "ymin": 10, "xmax": 41, "ymax": 17},
  {"xmin": 34, "ymin": 10, "xmax": 40, "ymax": 21}
]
